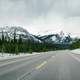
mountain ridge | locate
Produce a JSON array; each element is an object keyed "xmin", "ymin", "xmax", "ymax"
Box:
[{"xmin": 0, "ymin": 26, "xmax": 76, "ymax": 44}]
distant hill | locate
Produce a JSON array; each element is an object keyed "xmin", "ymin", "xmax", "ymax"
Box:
[
  {"xmin": 0, "ymin": 26, "xmax": 77, "ymax": 45},
  {"xmin": 0, "ymin": 26, "xmax": 41, "ymax": 43}
]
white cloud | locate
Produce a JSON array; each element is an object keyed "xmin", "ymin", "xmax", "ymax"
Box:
[{"xmin": 0, "ymin": 0, "xmax": 80, "ymax": 36}]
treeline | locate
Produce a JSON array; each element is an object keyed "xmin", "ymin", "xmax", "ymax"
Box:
[
  {"xmin": 0, "ymin": 31, "xmax": 71, "ymax": 54},
  {"xmin": 70, "ymin": 39, "xmax": 80, "ymax": 49},
  {"xmin": 0, "ymin": 31, "xmax": 57, "ymax": 54},
  {"xmin": 0, "ymin": 38, "xmax": 43, "ymax": 54},
  {"xmin": 0, "ymin": 30, "xmax": 79, "ymax": 54}
]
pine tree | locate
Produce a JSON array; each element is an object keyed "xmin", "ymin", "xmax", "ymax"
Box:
[
  {"xmin": 15, "ymin": 44, "xmax": 19, "ymax": 55},
  {"xmin": 13, "ymin": 29, "xmax": 17, "ymax": 43},
  {"xmin": 19, "ymin": 35, "xmax": 22, "ymax": 44},
  {"xmin": 1, "ymin": 31, "xmax": 5, "ymax": 56}
]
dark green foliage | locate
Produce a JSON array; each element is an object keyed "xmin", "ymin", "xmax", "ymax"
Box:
[
  {"xmin": 0, "ymin": 31, "xmax": 74, "ymax": 54},
  {"xmin": 15, "ymin": 44, "xmax": 19, "ymax": 55},
  {"xmin": 70, "ymin": 39, "xmax": 80, "ymax": 49}
]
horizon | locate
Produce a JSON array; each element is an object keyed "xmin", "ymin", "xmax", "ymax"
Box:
[{"xmin": 0, "ymin": 26, "xmax": 80, "ymax": 38}]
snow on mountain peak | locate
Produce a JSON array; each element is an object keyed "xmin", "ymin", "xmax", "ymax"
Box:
[{"xmin": 0, "ymin": 26, "xmax": 41, "ymax": 42}]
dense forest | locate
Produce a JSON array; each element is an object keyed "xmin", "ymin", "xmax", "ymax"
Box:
[
  {"xmin": 0, "ymin": 30, "xmax": 80, "ymax": 54},
  {"xmin": 70, "ymin": 39, "xmax": 80, "ymax": 49}
]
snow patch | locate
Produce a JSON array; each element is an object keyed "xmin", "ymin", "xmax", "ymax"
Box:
[
  {"xmin": 71, "ymin": 49, "xmax": 80, "ymax": 54},
  {"xmin": 0, "ymin": 52, "xmax": 40, "ymax": 60}
]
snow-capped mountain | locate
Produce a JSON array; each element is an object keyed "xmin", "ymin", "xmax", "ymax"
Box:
[
  {"xmin": 0, "ymin": 26, "xmax": 74, "ymax": 44},
  {"xmin": 37, "ymin": 33, "xmax": 73, "ymax": 44},
  {"xmin": 0, "ymin": 26, "xmax": 41, "ymax": 42}
]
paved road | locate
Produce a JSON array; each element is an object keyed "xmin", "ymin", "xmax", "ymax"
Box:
[{"xmin": 0, "ymin": 50, "xmax": 80, "ymax": 80}]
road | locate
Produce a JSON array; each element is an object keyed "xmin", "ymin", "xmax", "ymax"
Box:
[{"xmin": 0, "ymin": 50, "xmax": 80, "ymax": 80}]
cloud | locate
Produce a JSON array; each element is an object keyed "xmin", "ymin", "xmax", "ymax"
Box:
[
  {"xmin": 0, "ymin": 0, "xmax": 80, "ymax": 21},
  {"xmin": 0, "ymin": 0, "xmax": 80, "ymax": 36},
  {"xmin": 0, "ymin": 0, "xmax": 80, "ymax": 18}
]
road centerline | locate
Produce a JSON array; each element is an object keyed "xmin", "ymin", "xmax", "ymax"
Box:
[{"xmin": 36, "ymin": 61, "xmax": 47, "ymax": 70}]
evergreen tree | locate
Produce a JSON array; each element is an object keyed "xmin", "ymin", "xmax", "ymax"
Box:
[
  {"xmin": 13, "ymin": 29, "xmax": 17, "ymax": 43},
  {"xmin": 1, "ymin": 31, "xmax": 5, "ymax": 55},
  {"xmin": 19, "ymin": 35, "xmax": 22, "ymax": 44},
  {"xmin": 15, "ymin": 44, "xmax": 19, "ymax": 55}
]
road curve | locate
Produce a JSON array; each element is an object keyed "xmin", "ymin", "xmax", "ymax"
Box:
[{"xmin": 0, "ymin": 50, "xmax": 80, "ymax": 80}]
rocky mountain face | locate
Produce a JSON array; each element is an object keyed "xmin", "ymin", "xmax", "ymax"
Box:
[
  {"xmin": 37, "ymin": 33, "xmax": 73, "ymax": 44},
  {"xmin": 0, "ymin": 26, "xmax": 73, "ymax": 44},
  {"xmin": 0, "ymin": 26, "xmax": 41, "ymax": 43}
]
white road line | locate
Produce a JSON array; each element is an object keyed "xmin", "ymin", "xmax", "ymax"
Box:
[
  {"xmin": 18, "ymin": 55, "xmax": 55, "ymax": 80},
  {"xmin": 0, "ymin": 58, "xmax": 27, "ymax": 67},
  {"xmin": 17, "ymin": 68, "xmax": 35, "ymax": 80},
  {"xmin": 0, "ymin": 55, "xmax": 39, "ymax": 67},
  {"xmin": 69, "ymin": 53, "xmax": 80, "ymax": 62},
  {"xmin": 18, "ymin": 61, "xmax": 47, "ymax": 80}
]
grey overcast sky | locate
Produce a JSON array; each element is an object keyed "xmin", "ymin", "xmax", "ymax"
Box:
[{"xmin": 0, "ymin": 0, "xmax": 80, "ymax": 36}]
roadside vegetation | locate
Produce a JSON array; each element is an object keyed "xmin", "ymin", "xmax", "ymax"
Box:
[
  {"xmin": 70, "ymin": 39, "xmax": 80, "ymax": 49},
  {"xmin": 0, "ymin": 31, "xmax": 80, "ymax": 54}
]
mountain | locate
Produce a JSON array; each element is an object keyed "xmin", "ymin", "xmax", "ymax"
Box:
[
  {"xmin": 0, "ymin": 26, "xmax": 41, "ymax": 43},
  {"xmin": 0, "ymin": 26, "xmax": 79, "ymax": 53},
  {"xmin": 37, "ymin": 33, "xmax": 73, "ymax": 44},
  {"xmin": 0, "ymin": 26, "xmax": 74, "ymax": 45}
]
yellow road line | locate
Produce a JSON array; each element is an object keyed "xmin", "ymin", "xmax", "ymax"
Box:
[{"xmin": 36, "ymin": 61, "xmax": 47, "ymax": 70}]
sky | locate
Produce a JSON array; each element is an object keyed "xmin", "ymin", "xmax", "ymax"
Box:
[{"xmin": 0, "ymin": 0, "xmax": 80, "ymax": 36}]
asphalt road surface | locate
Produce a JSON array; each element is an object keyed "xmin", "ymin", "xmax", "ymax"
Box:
[{"xmin": 0, "ymin": 50, "xmax": 80, "ymax": 80}]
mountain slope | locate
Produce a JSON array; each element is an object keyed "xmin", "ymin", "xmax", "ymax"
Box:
[
  {"xmin": 37, "ymin": 33, "xmax": 73, "ymax": 44},
  {"xmin": 0, "ymin": 26, "xmax": 41, "ymax": 42}
]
